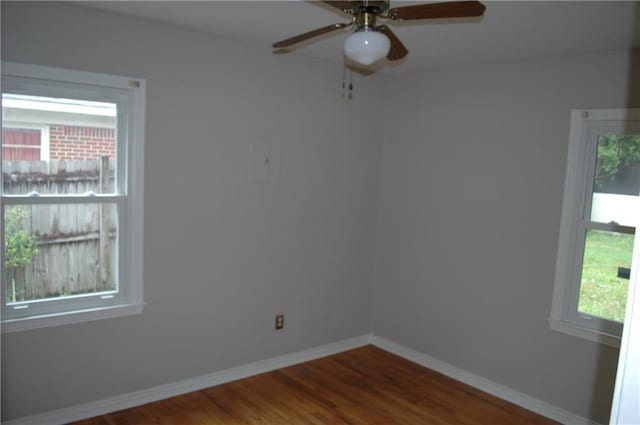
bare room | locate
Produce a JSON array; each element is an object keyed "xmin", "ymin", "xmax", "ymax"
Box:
[{"xmin": 1, "ymin": 1, "xmax": 639, "ymax": 424}]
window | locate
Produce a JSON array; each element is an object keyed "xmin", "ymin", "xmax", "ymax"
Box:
[
  {"xmin": 2, "ymin": 122, "xmax": 50, "ymax": 161},
  {"xmin": 1, "ymin": 62, "xmax": 145, "ymax": 332},
  {"xmin": 551, "ymin": 109, "xmax": 640, "ymax": 346}
]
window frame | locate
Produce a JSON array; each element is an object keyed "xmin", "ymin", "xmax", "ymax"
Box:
[
  {"xmin": 551, "ymin": 109, "xmax": 640, "ymax": 347},
  {"xmin": 1, "ymin": 62, "xmax": 145, "ymax": 332}
]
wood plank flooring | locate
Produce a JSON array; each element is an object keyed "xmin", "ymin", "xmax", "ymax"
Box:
[{"xmin": 72, "ymin": 345, "xmax": 558, "ymax": 424}]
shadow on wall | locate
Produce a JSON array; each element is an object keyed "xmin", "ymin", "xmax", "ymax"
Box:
[
  {"xmin": 628, "ymin": 49, "xmax": 640, "ymax": 109},
  {"xmin": 627, "ymin": 1, "xmax": 640, "ymax": 109},
  {"xmin": 591, "ymin": 7, "xmax": 640, "ymax": 423},
  {"xmin": 590, "ymin": 347, "xmax": 620, "ymax": 423}
]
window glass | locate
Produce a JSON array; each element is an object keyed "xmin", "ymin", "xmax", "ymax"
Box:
[
  {"xmin": 590, "ymin": 134, "xmax": 640, "ymax": 227},
  {"xmin": 578, "ymin": 229, "xmax": 633, "ymax": 322},
  {"xmin": 2, "ymin": 93, "xmax": 117, "ymax": 195},
  {"xmin": 578, "ymin": 133, "xmax": 640, "ymax": 323},
  {"xmin": 4, "ymin": 203, "xmax": 118, "ymax": 304}
]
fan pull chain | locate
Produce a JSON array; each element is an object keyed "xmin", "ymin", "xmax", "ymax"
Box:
[
  {"xmin": 341, "ymin": 63, "xmax": 354, "ymax": 100},
  {"xmin": 341, "ymin": 64, "xmax": 346, "ymax": 99}
]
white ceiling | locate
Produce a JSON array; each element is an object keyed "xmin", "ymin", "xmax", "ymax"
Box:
[{"xmin": 76, "ymin": 1, "xmax": 639, "ymax": 75}]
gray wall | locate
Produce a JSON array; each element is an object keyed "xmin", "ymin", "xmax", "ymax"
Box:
[
  {"xmin": 1, "ymin": 2, "xmax": 382, "ymax": 420},
  {"xmin": 372, "ymin": 50, "xmax": 639, "ymax": 424}
]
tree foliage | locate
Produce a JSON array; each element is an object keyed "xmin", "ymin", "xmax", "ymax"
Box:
[
  {"xmin": 4, "ymin": 207, "xmax": 38, "ymax": 270},
  {"xmin": 595, "ymin": 135, "xmax": 640, "ymax": 183}
]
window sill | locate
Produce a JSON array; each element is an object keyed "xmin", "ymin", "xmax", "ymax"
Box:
[
  {"xmin": 1, "ymin": 303, "xmax": 145, "ymax": 333},
  {"xmin": 549, "ymin": 317, "xmax": 620, "ymax": 348}
]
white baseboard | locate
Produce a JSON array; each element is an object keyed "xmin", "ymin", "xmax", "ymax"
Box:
[
  {"xmin": 2, "ymin": 334, "xmax": 372, "ymax": 425},
  {"xmin": 370, "ymin": 335, "xmax": 600, "ymax": 425},
  {"xmin": 4, "ymin": 333, "xmax": 600, "ymax": 425}
]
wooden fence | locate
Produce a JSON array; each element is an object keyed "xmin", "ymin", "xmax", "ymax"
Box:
[{"xmin": 3, "ymin": 159, "xmax": 116, "ymax": 302}]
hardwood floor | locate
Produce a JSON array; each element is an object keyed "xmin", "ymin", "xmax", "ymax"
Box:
[{"xmin": 72, "ymin": 345, "xmax": 558, "ymax": 424}]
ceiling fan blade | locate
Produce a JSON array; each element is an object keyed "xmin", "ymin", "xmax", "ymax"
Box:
[
  {"xmin": 388, "ymin": 1, "xmax": 485, "ymax": 21},
  {"xmin": 273, "ymin": 23, "xmax": 350, "ymax": 48},
  {"xmin": 377, "ymin": 25, "xmax": 408, "ymax": 61},
  {"xmin": 321, "ymin": 1, "xmax": 356, "ymax": 14}
]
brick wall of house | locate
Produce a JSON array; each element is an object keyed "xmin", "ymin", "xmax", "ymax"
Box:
[{"xmin": 49, "ymin": 125, "xmax": 115, "ymax": 160}]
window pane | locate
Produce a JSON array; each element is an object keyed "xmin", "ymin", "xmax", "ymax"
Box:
[
  {"xmin": 4, "ymin": 203, "xmax": 118, "ymax": 304},
  {"xmin": 578, "ymin": 229, "xmax": 633, "ymax": 322},
  {"xmin": 2, "ymin": 93, "xmax": 116, "ymax": 195},
  {"xmin": 590, "ymin": 134, "xmax": 640, "ymax": 226}
]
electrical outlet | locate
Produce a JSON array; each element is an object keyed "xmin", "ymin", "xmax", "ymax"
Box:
[{"xmin": 275, "ymin": 314, "xmax": 284, "ymax": 330}]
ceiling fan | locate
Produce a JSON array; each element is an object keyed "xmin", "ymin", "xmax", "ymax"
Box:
[{"xmin": 273, "ymin": 0, "xmax": 486, "ymax": 67}]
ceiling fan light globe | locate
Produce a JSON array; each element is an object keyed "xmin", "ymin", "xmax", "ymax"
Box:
[{"xmin": 343, "ymin": 30, "xmax": 390, "ymax": 66}]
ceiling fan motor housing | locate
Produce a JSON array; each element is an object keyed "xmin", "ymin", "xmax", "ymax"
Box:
[
  {"xmin": 355, "ymin": 0, "xmax": 390, "ymax": 14},
  {"xmin": 355, "ymin": 12, "xmax": 377, "ymax": 30},
  {"xmin": 354, "ymin": 0, "xmax": 389, "ymax": 30}
]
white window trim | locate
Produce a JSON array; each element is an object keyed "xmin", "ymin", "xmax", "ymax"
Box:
[
  {"xmin": 1, "ymin": 62, "xmax": 146, "ymax": 333},
  {"xmin": 551, "ymin": 108, "xmax": 640, "ymax": 348},
  {"xmin": 2, "ymin": 121, "xmax": 50, "ymax": 161}
]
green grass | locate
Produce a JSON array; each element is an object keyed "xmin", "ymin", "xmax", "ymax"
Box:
[{"xmin": 578, "ymin": 230, "xmax": 633, "ymax": 322}]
